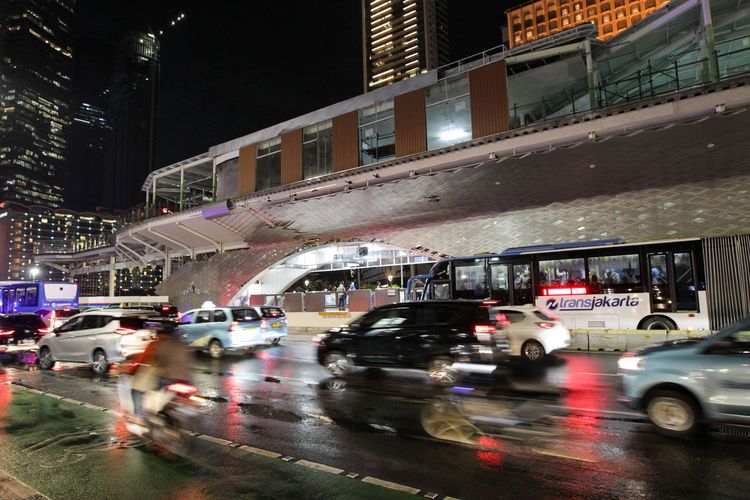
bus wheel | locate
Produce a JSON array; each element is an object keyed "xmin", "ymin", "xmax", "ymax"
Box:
[{"xmin": 641, "ymin": 317, "xmax": 677, "ymax": 331}]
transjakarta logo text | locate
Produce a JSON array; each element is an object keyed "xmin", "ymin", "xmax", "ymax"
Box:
[{"xmin": 545, "ymin": 296, "xmax": 640, "ymax": 311}]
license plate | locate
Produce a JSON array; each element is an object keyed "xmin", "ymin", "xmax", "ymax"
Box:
[
  {"xmin": 271, "ymin": 322, "xmax": 281, "ymax": 328},
  {"xmin": 21, "ymin": 339, "xmax": 34, "ymax": 345}
]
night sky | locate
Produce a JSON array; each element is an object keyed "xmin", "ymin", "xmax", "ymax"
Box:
[{"xmin": 75, "ymin": 1, "xmax": 515, "ymax": 168}]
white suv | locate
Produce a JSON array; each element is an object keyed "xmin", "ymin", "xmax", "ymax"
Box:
[
  {"xmin": 494, "ymin": 305, "xmax": 571, "ymax": 361},
  {"xmin": 37, "ymin": 309, "xmax": 160, "ymax": 375}
]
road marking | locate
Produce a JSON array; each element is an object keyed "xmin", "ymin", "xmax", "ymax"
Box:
[
  {"xmin": 361, "ymin": 477, "xmax": 421, "ymax": 495},
  {"xmin": 238, "ymin": 445, "xmax": 281, "ymax": 459},
  {"xmin": 346, "ymin": 472, "xmax": 360, "ymax": 479},
  {"xmin": 198, "ymin": 435, "xmax": 233, "ymax": 446},
  {"xmin": 295, "ymin": 459, "xmax": 344, "ymax": 475},
  {"xmin": 0, "ymin": 469, "xmax": 48, "ymax": 500}
]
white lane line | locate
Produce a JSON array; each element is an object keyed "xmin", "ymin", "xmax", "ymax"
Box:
[
  {"xmin": 239, "ymin": 445, "xmax": 281, "ymax": 459},
  {"xmin": 361, "ymin": 477, "xmax": 421, "ymax": 495},
  {"xmin": 198, "ymin": 435, "xmax": 234, "ymax": 446},
  {"xmin": 295, "ymin": 459, "xmax": 344, "ymax": 475}
]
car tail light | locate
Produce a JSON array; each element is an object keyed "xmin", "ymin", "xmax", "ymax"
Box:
[
  {"xmin": 166, "ymin": 383, "xmax": 198, "ymax": 396},
  {"xmin": 37, "ymin": 327, "xmax": 52, "ymax": 335},
  {"xmin": 229, "ymin": 321, "xmax": 240, "ymax": 332},
  {"xmin": 535, "ymin": 322, "xmax": 554, "ymax": 329},
  {"xmin": 0, "ymin": 329, "xmax": 14, "ymax": 336},
  {"xmin": 474, "ymin": 324, "xmax": 496, "ymax": 342},
  {"xmin": 115, "ymin": 327, "xmax": 136, "ymax": 335}
]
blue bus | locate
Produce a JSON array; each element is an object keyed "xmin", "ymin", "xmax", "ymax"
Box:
[{"xmin": 0, "ymin": 282, "xmax": 80, "ymax": 322}]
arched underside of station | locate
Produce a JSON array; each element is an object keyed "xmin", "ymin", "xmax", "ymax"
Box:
[{"xmin": 156, "ymin": 94, "xmax": 750, "ymax": 311}]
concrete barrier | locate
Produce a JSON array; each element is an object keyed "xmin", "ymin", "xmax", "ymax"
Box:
[
  {"xmin": 666, "ymin": 331, "xmax": 711, "ymax": 341},
  {"xmin": 567, "ymin": 330, "xmax": 589, "ymax": 351},
  {"xmin": 625, "ymin": 332, "xmax": 667, "ymax": 350},
  {"xmin": 586, "ymin": 330, "xmax": 628, "ymax": 352}
]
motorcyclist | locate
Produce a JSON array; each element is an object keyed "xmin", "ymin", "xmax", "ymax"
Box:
[{"xmin": 123, "ymin": 321, "xmax": 192, "ymax": 423}]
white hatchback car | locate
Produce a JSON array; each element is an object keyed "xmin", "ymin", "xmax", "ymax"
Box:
[
  {"xmin": 37, "ymin": 309, "xmax": 160, "ymax": 375},
  {"xmin": 494, "ymin": 305, "xmax": 571, "ymax": 361}
]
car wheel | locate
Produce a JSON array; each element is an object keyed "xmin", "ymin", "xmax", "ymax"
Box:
[
  {"xmin": 427, "ymin": 357, "xmax": 458, "ymax": 385},
  {"xmin": 208, "ymin": 339, "xmax": 224, "ymax": 359},
  {"xmin": 38, "ymin": 347, "xmax": 55, "ymax": 370},
  {"xmin": 646, "ymin": 389, "xmax": 701, "ymax": 438},
  {"xmin": 271, "ymin": 337, "xmax": 281, "ymax": 345},
  {"xmin": 641, "ymin": 317, "xmax": 677, "ymax": 330},
  {"xmin": 91, "ymin": 349, "xmax": 110, "ymax": 375},
  {"xmin": 521, "ymin": 340, "xmax": 546, "ymax": 362},
  {"xmin": 323, "ymin": 351, "xmax": 351, "ymax": 377}
]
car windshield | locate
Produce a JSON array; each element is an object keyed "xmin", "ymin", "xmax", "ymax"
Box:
[{"xmin": 119, "ymin": 317, "xmax": 148, "ymax": 330}]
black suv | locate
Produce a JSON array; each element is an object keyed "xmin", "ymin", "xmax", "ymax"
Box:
[
  {"xmin": 0, "ymin": 313, "xmax": 48, "ymax": 351},
  {"xmin": 316, "ymin": 300, "xmax": 510, "ymax": 384}
]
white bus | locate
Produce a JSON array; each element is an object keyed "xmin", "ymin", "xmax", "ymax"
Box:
[{"xmin": 417, "ymin": 236, "xmax": 750, "ymax": 331}]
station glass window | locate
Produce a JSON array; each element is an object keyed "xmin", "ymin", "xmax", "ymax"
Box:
[
  {"xmin": 452, "ymin": 259, "xmax": 486, "ymax": 299},
  {"xmin": 303, "ymin": 121, "xmax": 333, "ymax": 179},
  {"xmin": 256, "ymin": 138, "xmax": 281, "ymax": 191},
  {"xmin": 359, "ymin": 100, "xmax": 395, "ymax": 166},
  {"xmin": 425, "ymin": 75, "xmax": 472, "ymax": 150}
]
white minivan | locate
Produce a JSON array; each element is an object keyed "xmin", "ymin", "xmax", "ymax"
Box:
[{"xmin": 37, "ymin": 309, "xmax": 159, "ymax": 375}]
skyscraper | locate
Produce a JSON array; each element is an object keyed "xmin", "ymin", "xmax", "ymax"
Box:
[
  {"xmin": 0, "ymin": 0, "xmax": 75, "ymax": 208},
  {"xmin": 67, "ymin": 97, "xmax": 111, "ymax": 211},
  {"xmin": 102, "ymin": 30, "xmax": 159, "ymax": 210},
  {"xmin": 362, "ymin": 0, "xmax": 450, "ymax": 92}
]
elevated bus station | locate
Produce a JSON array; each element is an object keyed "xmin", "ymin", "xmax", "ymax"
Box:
[{"xmin": 36, "ymin": 0, "xmax": 750, "ymax": 329}]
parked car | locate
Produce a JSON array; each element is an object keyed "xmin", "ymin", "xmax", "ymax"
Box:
[
  {"xmin": 176, "ymin": 306, "xmax": 287, "ymax": 359},
  {"xmin": 0, "ymin": 314, "xmax": 50, "ymax": 352},
  {"xmin": 37, "ymin": 307, "xmax": 81, "ymax": 329},
  {"xmin": 315, "ymin": 300, "xmax": 511, "ymax": 385},
  {"xmin": 618, "ymin": 316, "xmax": 750, "ymax": 438},
  {"xmin": 492, "ymin": 305, "xmax": 571, "ymax": 362},
  {"xmin": 37, "ymin": 310, "xmax": 160, "ymax": 375}
]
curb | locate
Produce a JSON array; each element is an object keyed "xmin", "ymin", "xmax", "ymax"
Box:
[{"xmin": 0, "ymin": 469, "xmax": 47, "ymax": 500}]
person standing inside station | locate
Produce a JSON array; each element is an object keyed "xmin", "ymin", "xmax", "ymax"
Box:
[{"xmin": 336, "ymin": 282, "xmax": 347, "ymax": 310}]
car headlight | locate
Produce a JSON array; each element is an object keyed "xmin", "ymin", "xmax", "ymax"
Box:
[
  {"xmin": 312, "ymin": 333, "xmax": 329, "ymax": 345},
  {"xmin": 617, "ymin": 354, "xmax": 645, "ymax": 371}
]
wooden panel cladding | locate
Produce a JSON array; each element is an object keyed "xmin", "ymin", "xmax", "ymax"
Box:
[
  {"xmin": 394, "ymin": 88, "xmax": 427, "ymax": 157},
  {"xmin": 237, "ymin": 144, "xmax": 257, "ymax": 195},
  {"xmin": 332, "ymin": 111, "xmax": 359, "ymax": 172},
  {"xmin": 281, "ymin": 129, "xmax": 303, "ymax": 184},
  {"xmin": 470, "ymin": 61, "xmax": 510, "ymax": 139}
]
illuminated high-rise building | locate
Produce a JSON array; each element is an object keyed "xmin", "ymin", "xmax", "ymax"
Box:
[
  {"xmin": 506, "ymin": 0, "xmax": 671, "ymax": 49},
  {"xmin": 362, "ymin": 0, "xmax": 450, "ymax": 91},
  {"xmin": 0, "ymin": 0, "xmax": 75, "ymax": 207}
]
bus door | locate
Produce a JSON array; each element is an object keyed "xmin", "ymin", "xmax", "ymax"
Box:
[
  {"xmin": 1, "ymin": 289, "xmax": 8, "ymax": 313},
  {"xmin": 489, "ymin": 262, "xmax": 533, "ymax": 305},
  {"xmin": 647, "ymin": 252, "xmax": 698, "ymax": 312}
]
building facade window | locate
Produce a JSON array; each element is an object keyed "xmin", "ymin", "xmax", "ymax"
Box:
[
  {"xmin": 425, "ymin": 74, "xmax": 472, "ymax": 150},
  {"xmin": 358, "ymin": 100, "xmax": 395, "ymax": 165},
  {"xmin": 302, "ymin": 121, "xmax": 333, "ymax": 179},
  {"xmin": 256, "ymin": 138, "xmax": 281, "ymax": 191}
]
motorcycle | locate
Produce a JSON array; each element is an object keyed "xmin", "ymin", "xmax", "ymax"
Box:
[{"xmin": 118, "ymin": 368, "xmax": 201, "ymax": 456}]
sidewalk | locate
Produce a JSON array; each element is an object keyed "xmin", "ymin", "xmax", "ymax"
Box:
[{"xmin": 0, "ymin": 385, "xmax": 417, "ymax": 500}]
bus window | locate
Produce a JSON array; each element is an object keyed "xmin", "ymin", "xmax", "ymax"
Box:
[
  {"xmin": 538, "ymin": 258, "xmax": 585, "ymax": 290},
  {"xmin": 673, "ymin": 252, "xmax": 697, "ymax": 311},
  {"xmin": 25, "ymin": 286, "xmax": 38, "ymax": 307},
  {"xmin": 426, "ymin": 281, "xmax": 451, "ymax": 300},
  {"xmin": 587, "ymin": 253, "xmax": 641, "ymax": 293},
  {"xmin": 430, "ymin": 261, "xmax": 450, "ymax": 280},
  {"xmin": 490, "ymin": 264, "xmax": 510, "ymax": 304},
  {"xmin": 512, "ymin": 264, "xmax": 533, "ymax": 305},
  {"xmin": 16, "ymin": 288, "xmax": 26, "ymax": 308},
  {"xmin": 452, "ymin": 259, "xmax": 487, "ymax": 299}
]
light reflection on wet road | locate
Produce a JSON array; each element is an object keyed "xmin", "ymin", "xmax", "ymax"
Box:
[{"xmin": 4, "ymin": 344, "xmax": 750, "ymax": 499}]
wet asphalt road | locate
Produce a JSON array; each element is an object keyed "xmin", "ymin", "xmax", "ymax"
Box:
[{"xmin": 3, "ymin": 344, "xmax": 750, "ymax": 500}]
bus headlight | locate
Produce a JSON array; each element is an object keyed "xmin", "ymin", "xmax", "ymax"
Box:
[{"xmin": 617, "ymin": 353, "xmax": 645, "ymax": 371}]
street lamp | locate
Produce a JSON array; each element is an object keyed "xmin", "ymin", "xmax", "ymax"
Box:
[
  {"xmin": 30, "ymin": 267, "xmax": 39, "ymax": 280},
  {"xmin": 387, "ymin": 275, "xmax": 393, "ymax": 286}
]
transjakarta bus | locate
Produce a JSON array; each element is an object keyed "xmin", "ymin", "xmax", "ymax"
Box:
[
  {"xmin": 417, "ymin": 238, "xmax": 716, "ymax": 331},
  {"xmin": 0, "ymin": 281, "xmax": 79, "ymax": 317}
]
